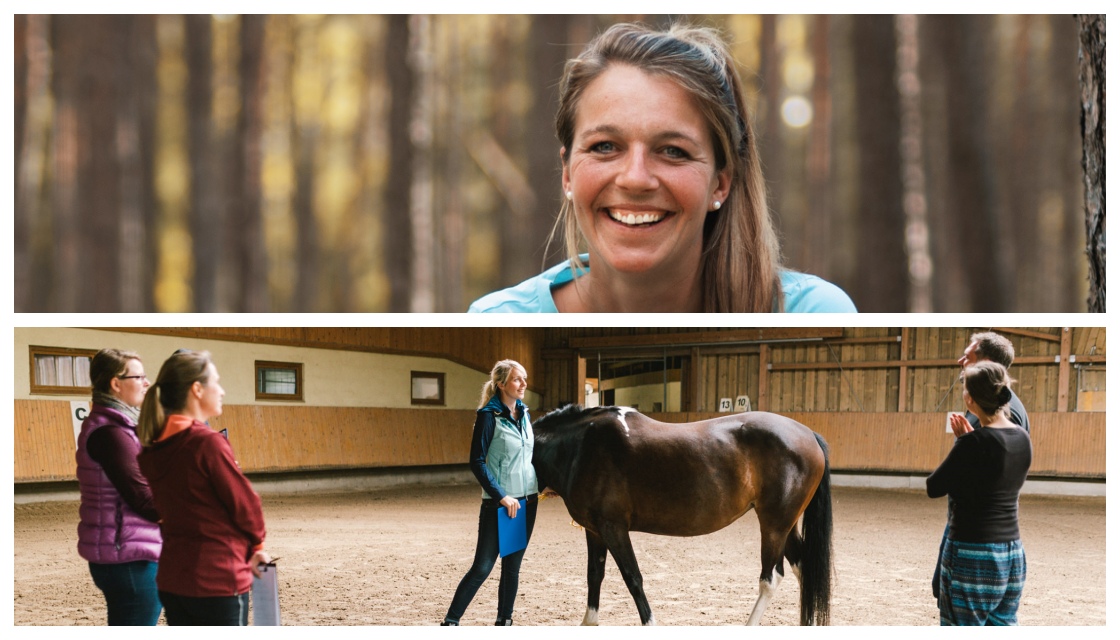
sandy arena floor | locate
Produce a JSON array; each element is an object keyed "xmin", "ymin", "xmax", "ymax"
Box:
[{"xmin": 13, "ymin": 483, "xmax": 1105, "ymax": 626}]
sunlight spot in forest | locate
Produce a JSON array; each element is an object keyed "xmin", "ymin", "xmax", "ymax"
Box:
[
  {"xmin": 781, "ymin": 96, "xmax": 812, "ymax": 128},
  {"xmin": 783, "ymin": 51, "xmax": 814, "ymax": 93}
]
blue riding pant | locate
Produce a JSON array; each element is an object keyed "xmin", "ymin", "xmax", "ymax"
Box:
[
  {"xmin": 444, "ymin": 496, "xmax": 538, "ymax": 624},
  {"xmin": 87, "ymin": 560, "xmax": 162, "ymax": 626}
]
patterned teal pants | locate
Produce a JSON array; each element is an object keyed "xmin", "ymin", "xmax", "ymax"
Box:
[{"xmin": 938, "ymin": 539, "xmax": 1026, "ymax": 625}]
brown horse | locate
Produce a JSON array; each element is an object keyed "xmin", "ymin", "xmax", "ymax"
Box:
[{"xmin": 531, "ymin": 405, "xmax": 832, "ymax": 626}]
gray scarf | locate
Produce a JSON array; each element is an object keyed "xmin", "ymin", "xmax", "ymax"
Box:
[{"xmin": 92, "ymin": 390, "xmax": 141, "ymax": 424}]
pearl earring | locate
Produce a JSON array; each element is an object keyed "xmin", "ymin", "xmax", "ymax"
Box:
[
  {"xmin": 713, "ymin": 200, "xmax": 722, "ymax": 210},
  {"xmin": 566, "ymin": 191, "xmax": 573, "ymax": 201}
]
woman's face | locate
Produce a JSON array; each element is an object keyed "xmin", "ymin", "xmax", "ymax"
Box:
[
  {"xmin": 562, "ymin": 64, "xmax": 730, "ymax": 279},
  {"xmin": 194, "ymin": 362, "xmax": 225, "ymax": 419},
  {"xmin": 497, "ymin": 368, "xmax": 527, "ymax": 404},
  {"xmin": 111, "ymin": 358, "xmax": 149, "ymax": 408}
]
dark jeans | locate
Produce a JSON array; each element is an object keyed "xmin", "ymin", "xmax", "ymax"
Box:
[
  {"xmin": 88, "ymin": 561, "xmax": 162, "ymax": 626},
  {"xmin": 160, "ymin": 590, "xmax": 249, "ymax": 626},
  {"xmin": 445, "ymin": 496, "xmax": 538, "ymax": 624}
]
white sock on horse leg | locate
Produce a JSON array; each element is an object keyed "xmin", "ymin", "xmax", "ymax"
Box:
[
  {"xmin": 581, "ymin": 607, "xmax": 599, "ymax": 626},
  {"xmin": 746, "ymin": 572, "xmax": 782, "ymax": 626}
]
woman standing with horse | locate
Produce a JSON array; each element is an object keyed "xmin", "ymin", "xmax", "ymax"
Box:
[
  {"xmin": 927, "ymin": 361, "xmax": 1032, "ymax": 625},
  {"xmin": 442, "ymin": 360, "xmax": 538, "ymax": 626}
]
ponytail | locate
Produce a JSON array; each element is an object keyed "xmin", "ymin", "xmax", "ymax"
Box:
[
  {"xmin": 137, "ymin": 350, "xmax": 214, "ymax": 446},
  {"xmin": 137, "ymin": 383, "xmax": 166, "ymax": 446},
  {"xmin": 478, "ymin": 359, "xmax": 526, "ymax": 409}
]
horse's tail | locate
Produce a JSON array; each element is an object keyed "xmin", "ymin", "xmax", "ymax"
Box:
[{"xmin": 800, "ymin": 432, "xmax": 833, "ymax": 626}]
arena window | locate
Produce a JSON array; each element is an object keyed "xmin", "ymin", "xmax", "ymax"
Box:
[
  {"xmin": 255, "ymin": 361, "xmax": 304, "ymax": 401},
  {"xmin": 410, "ymin": 371, "xmax": 446, "ymax": 406},
  {"xmin": 29, "ymin": 345, "xmax": 96, "ymax": 395}
]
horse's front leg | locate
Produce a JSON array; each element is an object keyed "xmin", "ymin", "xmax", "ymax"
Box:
[
  {"xmin": 600, "ymin": 523, "xmax": 655, "ymax": 625},
  {"xmin": 582, "ymin": 530, "xmax": 608, "ymax": 625}
]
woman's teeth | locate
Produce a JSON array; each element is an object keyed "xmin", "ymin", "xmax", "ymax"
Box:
[{"xmin": 609, "ymin": 209, "xmax": 666, "ymax": 226}]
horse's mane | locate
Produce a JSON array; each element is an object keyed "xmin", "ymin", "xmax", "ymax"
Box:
[{"xmin": 534, "ymin": 404, "xmax": 624, "ymax": 433}]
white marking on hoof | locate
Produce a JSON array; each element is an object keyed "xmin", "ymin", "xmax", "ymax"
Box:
[
  {"xmin": 581, "ymin": 607, "xmax": 599, "ymax": 626},
  {"xmin": 642, "ymin": 614, "xmax": 656, "ymax": 626}
]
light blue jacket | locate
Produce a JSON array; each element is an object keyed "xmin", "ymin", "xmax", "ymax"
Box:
[
  {"xmin": 469, "ymin": 395, "xmax": 538, "ymax": 500},
  {"xmin": 468, "ymin": 256, "xmax": 857, "ymax": 313}
]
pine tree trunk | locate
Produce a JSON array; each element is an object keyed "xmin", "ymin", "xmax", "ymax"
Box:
[
  {"xmin": 384, "ymin": 14, "xmax": 414, "ymax": 312},
  {"xmin": 852, "ymin": 15, "xmax": 908, "ymax": 312},
  {"xmin": 1077, "ymin": 15, "xmax": 1105, "ymax": 312},
  {"xmin": 186, "ymin": 15, "xmax": 221, "ymax": 311},
  {"xmin": 234, "ymin": 15, "xmax": 269, "ymax": 312}
]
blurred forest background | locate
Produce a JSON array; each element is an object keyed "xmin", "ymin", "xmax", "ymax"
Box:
[{"xmin": 14, "ymin": 14, "xmax": 1093, "ymax": 313}]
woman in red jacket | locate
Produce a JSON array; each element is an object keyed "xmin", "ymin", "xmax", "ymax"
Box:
[{"xmin": 137, "ymin": 350, "xmax": 270, "ymax": 626}]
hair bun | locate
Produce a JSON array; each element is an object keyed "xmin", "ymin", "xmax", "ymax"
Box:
[{"xmin": 998, "ymin": 385, "xmax": 1013, "ymax": 405}]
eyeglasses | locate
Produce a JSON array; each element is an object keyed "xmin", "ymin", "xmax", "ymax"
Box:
[{"xmin": 118, "ymin": 374, "xmax": 148, "ymax": 381}]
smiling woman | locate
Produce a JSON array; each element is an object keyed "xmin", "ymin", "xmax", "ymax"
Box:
[{"xmin": 469, "ymin": 22, "xmax": 856, "ymax": 314}]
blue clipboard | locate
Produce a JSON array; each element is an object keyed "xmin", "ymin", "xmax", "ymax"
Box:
[{"xmin": 497, "ymin": 499, "xmax": 527, "ymax": 558}]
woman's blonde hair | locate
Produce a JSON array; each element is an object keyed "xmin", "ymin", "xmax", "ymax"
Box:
[
  {"xmin": 550, "ymin": 22, "xmax": 783, "ymax": 312},
  {"xmin": 479, "ymin": 359, "xmax": 526, "ymax": 409},
  {"xmin": 138, "ymin": 350, "xmax": 214, "ymax": 446}
]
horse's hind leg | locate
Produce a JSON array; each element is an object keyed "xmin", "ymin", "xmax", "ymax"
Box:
[
  {"xmin": 783, "ymin": 529, "xmax": 804, "ymax": 583},
  {"xmin": 746, "ymin": 524, "xmax": 789, "ymax": 625},
  {"xmin": 600, "ymin": 523, "xmax": 655, "ymax": 625},
  {"xmin": 582, "ymin": 531, "xmax": 608, "ymax": 625}
]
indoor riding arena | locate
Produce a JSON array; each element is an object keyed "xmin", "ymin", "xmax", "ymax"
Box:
[{"xmin": 13, "ymin": 327, "xmax": 1106, "ymax": 626}]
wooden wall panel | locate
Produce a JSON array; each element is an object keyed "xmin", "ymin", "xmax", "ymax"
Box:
[
  {"xmin": 16, "ymin": 399, "xmax": 1106, "ymax": 482},
  {"xmin": 649, "ymin": 411, "xmax": 1105, "ymax": 478},
  {"xmin": 14, "ymin": 400, "xmax": 77, "ymax": 481},
  {"xmin": 15, "ymin": 400, "xmax": 478, "ymax": 481},
  {"xmin": 212, "ymin": 406, "xmax": 476, "ymax": 472}
]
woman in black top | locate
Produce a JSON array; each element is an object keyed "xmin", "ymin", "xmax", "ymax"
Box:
[{"xmin": 927, "ymin": 361, "xmax": 1032, "ymax": 625}]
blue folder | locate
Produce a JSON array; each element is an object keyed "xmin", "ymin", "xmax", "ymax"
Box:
[{"xmin": 497, "ymin": 499, "xmax": 528, "ymax": 558}]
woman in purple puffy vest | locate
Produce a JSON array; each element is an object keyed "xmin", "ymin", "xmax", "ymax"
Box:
[{"xmin": 76, "ymin": 349, "xmax": 163, "ymax": 625}]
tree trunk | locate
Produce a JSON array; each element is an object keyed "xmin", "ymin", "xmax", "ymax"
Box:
[
  {"xmin": 926, "ymin": 15, "xmax": 1008, "ymax": 312},
  {"xmin": 186, "ymin": 15, "xmax": 221, "ymax": 312},
  {"xmin": 83, "ymin": 15, "xmax": 123, "ymax": 311},
  {"xmin": 15, "ymin": 16, "xmax": 27, "ymax": 297},
  {"xmin": 1077, "ymin": 15, "xmax": 1105, "ymax": 312},
  {"xmin": 234, "ymin": 15, "xmax": 269, "ymax": 312},
  {"xmin": 759, "ymin": 16, "xmax": 785, "ymax": 236},
  {"xmin": 804, "ymin": 16, "xmax": 832, "ymax": 280},
  {"xmin": 525, "ymin": 15, "xmax": 571, "ymax": 272},
  {"xmin": 384, "ymin": 14, "xmax": 414, "ymax": 312},
  {"xmin": 852, "ymin": 15, "xmax": 908, "ymax": 312},
  {"xmin": 115, "ymin": 15, "xmax": 157, "ymax": 312},
  {"xmin": 291, "ymin": 18, "xmax": 320, "ymax": 313},
  {"xmin": 895, "ymin": 15, "xmax": 933, "ymax": 312},
  {"xmin": 437, "ymin": 18, "xmax": 465, "ymax": 313},
  {"xmin": 409, "ymin": 15, "xmax": 435, "ymax": 312}
]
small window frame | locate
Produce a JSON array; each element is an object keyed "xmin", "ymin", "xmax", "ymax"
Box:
[
  {"xmin": 410, "ymin": 371, "xmax": 446, "ymax": 406},
  {"xmin": 29, "ymin": 345, "xmax": 97, "ymax": 395},
  {"xmin": 254, "ymin": 360, "xmax": 304, "ymax": 402}
]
